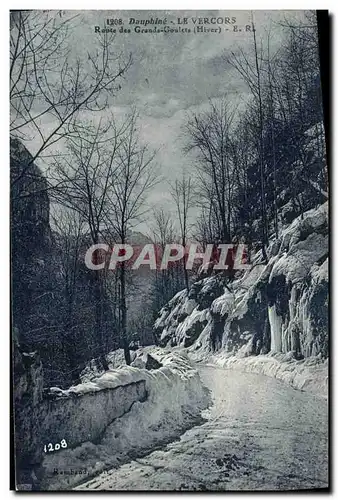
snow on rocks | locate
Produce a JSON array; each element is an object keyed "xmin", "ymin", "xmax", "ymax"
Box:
[
  {"xmin": 40, "ymin": 348, "xmax": 210, "ymax": 490},
  {"xmin": 79, "ymin": 349, "xmax": 141, "ymax": 383},
  {"xmin": 211, "ymin": 287, "xmax": 234, "ymax": 316},
  {"xmin": 130, "ymin": 351, "xmax": 163, "ymax": 369},
  {"xmin": 53, "ymin": 365, "xmax": 147, "ymax": 397},
  {"xmin": 154, "ymin": 276, "xmax": 227, "ymax": 349},
  {"xmin": 154, "ymin": 202, "xmax": 328, "ymax": 390}
]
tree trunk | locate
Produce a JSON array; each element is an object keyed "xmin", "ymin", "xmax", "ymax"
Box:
[
  {"xmin": 94, "ymin": 270, "xmax": 109, "ymax": 371},
  {"xmin": 120, "ymin": 261, "xmax": 131, "ymax": 365},
  {"xmin": 182, "ymin": 238, "xmax": 189, "ymax": 291},
  {"xmin": 267, "ymin": 48, "xmax": 279, "ymax": 239}
]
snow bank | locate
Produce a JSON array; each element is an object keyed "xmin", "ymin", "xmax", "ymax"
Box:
[
  {"xmin": 205, "ymin": 351, "xmax": 328, "ymax": 398},
  {"xmin": 79, "ymin": 349, "xmax": 136, "ymax": 382},
  {"xmin": 51, "ymin": 365, "xmax": 147, "ymax": 396},
  {"xmin": 40, "ymin": 348, "xmax": 210, "ymax": 490}
]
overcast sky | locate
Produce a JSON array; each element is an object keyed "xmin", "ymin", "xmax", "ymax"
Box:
[{"xmin": 25, "ymin": 9, "xmax": 310, "ymax": 234}]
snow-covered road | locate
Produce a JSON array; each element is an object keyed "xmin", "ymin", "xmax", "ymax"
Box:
[{"xmin": 77, "ymin": 366, "xmax": 328, "ymax": 491}]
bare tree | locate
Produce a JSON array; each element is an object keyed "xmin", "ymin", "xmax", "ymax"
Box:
[
  {"xmin": 53, "ymin": 117, "xmax": 125, "ymax": 369},
  {"xmin": 10, "ymin": 10, "xmax": 132, "ymax": 190},
  {"xmin": 193, "ymin": 202, "xmax": 220, "ymax": 250},
  {"xmin": 185, "ymin": 101, "xmax": 236, "ymax": 244},
  {"xmin": 170, "ymin": 175, "xmax": 194, "ymax": 290},
  {"xmin": 105, "ymin": 111, "xmax": 158, "ymax": 364},
  {"xmin": 149, "ymin": 208, "xmax": 183, "ymax": 314},
  {"xmin": 227, "ymin": 15, "xmax": 268, "ymax": 259},
  {"xmin": 150, "ymin": 208, "xmax": 176, "ymax": 251},
  {"xmin": 50, "ymin": 209, "xmax": 85, "ymax": 375},
  {"xmin": 264, "ymin": 31, "xmax": 279, "ymax": 238}
]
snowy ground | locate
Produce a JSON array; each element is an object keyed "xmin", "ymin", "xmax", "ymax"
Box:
[
  {"xmin": 77, "ymin": 366, "xmax": 328, "ymax": 491},
  {"xmin": 41, "ymin": 350, "xmax": 210, "ymax": 490},
  {"xmin": 189, "ymin": 350, "xmax": 329, "ymax": 399}
]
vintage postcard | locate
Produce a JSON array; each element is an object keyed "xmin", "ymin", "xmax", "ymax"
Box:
[{"xmin": 10, "ymin": 10, "xmax": 329, "ymax": 491}]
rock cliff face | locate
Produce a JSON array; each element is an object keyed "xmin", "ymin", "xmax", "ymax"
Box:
[
  {"xmin": 11, "ymin": 138, "xmax": 53, "ymax": 345},
  {"xmin": 11, "ymin": 138, "xmax": 50, "ymax": 236},
  {"xmin": 154, "ymin": 202, "xmax": 328, "ymax": 361},
  {"xmin": 10, "ymin": 139, "xmax": 114, "ymax": 387},
  {"xmin": 13, "ymin": 342, "xmax": 45, "ymax": 488}
]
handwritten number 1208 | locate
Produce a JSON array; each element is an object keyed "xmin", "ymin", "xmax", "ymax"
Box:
[{"xmin": 43, "ymin": 439, "xmax": 67, "ymax": 453}]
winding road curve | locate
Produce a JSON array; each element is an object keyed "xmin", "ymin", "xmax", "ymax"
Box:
[{"xmin": 78, "ymin": 366, "xmax": 328, "ymax": 491}]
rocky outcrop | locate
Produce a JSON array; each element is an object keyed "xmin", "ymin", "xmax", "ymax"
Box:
[
  {"xmin": 13, "ymin": 342, "xmax": 45, "ymax": 488},
  {"xmin": 131, "ymin": 352, "xmax": 163, "ymax": 369},
  {"xmin": 155, "ymin": 278, "xmax": 224, "ymax": 349},
  {"xmin": 10, "ymin": 138, "xmax": 53, "ymax": 348},
  {"xmin": 266, "ymin": 202, "xmax": 328, "ymax": 357},
  {"xmin": 154, "ymin": 202, "xmax": 328, "ymax": 361},
  {"xmin": 10, "ymin": 138, "xmax": 51, "ymax": 243},
  {"xmin": 10, "ymin": 139, "xmax": 119, "ymax": 387}
]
